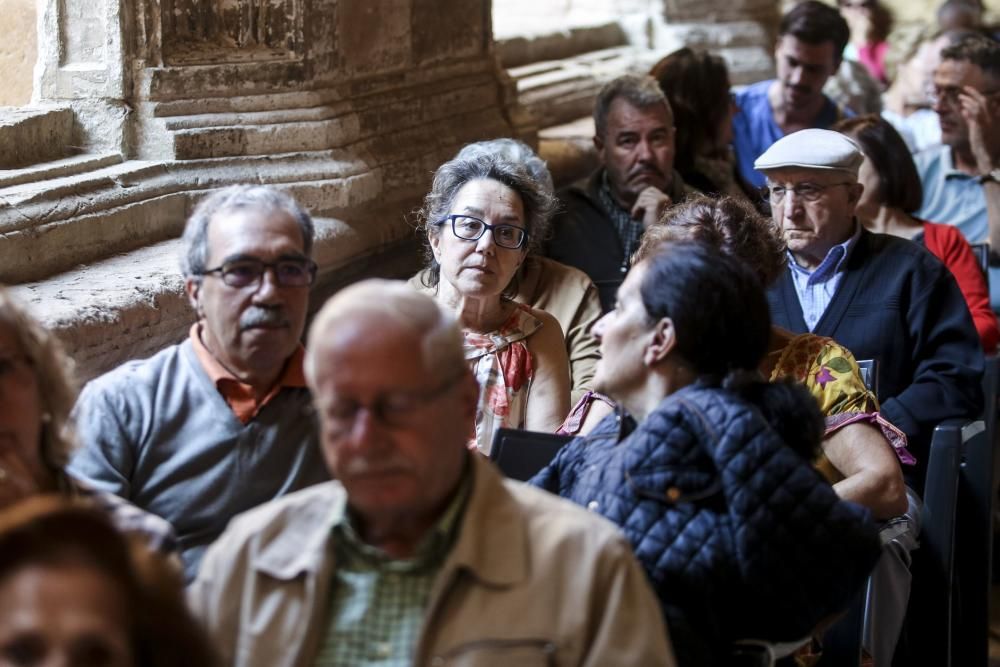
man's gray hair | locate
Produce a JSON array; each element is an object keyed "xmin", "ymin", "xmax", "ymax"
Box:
[
  {"xmin": 593, "ymin": 74, "xmax": 672, "ymax": 140},
  {"xmin": 180, "ymin": 185, "xmax": 315, "ymax": 278},
  {"xmin": 418, "ymin": 152, "xmax": 557, "ymax": 288},
  {"xmin": 455, "ymin": 139, "xmax": 555, "ymax": 198},
  {"xmin": 304, "ymin": 279, "xmax": 465, "ymax": 384}
]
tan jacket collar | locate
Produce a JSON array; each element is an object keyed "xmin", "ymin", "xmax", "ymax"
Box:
[
  {"xmin": 437, "ymin": 454, "xmax": 529, "ymax": 588},
  {"xmin": 252, "ymin": 483, "xmax": 346, "ymax": 580},
  {"xmin": 249, "ymin": 455, "xmax": 528, "ymax": 587}
]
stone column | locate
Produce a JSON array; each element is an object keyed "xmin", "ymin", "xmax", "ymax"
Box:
[{"xmin": 11, "ymin": 0, "xmax": 521, "ymax": 378}]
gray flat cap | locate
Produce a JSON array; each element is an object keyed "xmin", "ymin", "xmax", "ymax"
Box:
[{"xmin": 754, "ymin": 129, "xmax": 864, "ymax": 176}]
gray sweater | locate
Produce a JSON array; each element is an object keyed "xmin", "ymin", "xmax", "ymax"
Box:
[{"xmin": 69, "ymin": 340, "xmax": 328, "ymax": 581}]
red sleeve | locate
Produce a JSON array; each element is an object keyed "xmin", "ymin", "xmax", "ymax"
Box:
[{"xmin": 923, "ymin": 221, "xmax": 1000, "ymax": 352}]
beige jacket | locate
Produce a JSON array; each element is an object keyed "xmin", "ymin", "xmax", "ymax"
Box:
[
  {"xmin": 409, "ymin": 256, "xmax": 602, "ymax": 404},
  {"xmin": 189, "ymin": 455, "xmax": 675, "ymax": 667}
]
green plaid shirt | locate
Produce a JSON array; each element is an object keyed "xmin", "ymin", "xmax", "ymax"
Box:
[{"xmin": 312, "ymin": 475, "xmax": 470, "ymax": 667}]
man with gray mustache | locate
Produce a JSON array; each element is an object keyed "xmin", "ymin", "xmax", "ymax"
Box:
[
  {"xmin": 70, "ymin": 185, "xmax": 328, "ymax": 581},
  {"xmin": 545, "ymin": 74, "xmax": 694, "ymax": 311}
]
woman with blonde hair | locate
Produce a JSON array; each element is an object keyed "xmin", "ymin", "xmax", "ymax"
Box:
[{"xmin": 0, "ymin": 287, "xmax": 176, "ymax": 552}]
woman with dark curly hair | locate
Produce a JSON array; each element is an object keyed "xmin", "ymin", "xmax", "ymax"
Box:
[
  {"xmin": 0, "ymin": 287, "xmax": 176, "ymax": 554},
  {"xmin": 416, "ymin": 153, "xmax": 570, "ymax": 454},
  {"xmin": 564, "ymin": 195, "xmax": 909, "ymax": 516},
  {"xmin": 0, "ymin": 496, "xmax": 216, "ymax": 667}
]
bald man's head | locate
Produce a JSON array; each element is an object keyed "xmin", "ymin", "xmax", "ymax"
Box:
[{"xmin": 305, "ymin": 279, "xmax": 465, "ymax": 387}]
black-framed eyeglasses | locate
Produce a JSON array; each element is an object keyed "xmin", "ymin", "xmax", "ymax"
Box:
[
  {"xmin": 437, "ymin": 214, "xmax": 528, "ymax": 250},
  {"xmin": 199, "ymin": 257, "xmax": 318, "ymax": 289},
  {"xmin": 761, "ymin": 181, "xmax": 853, "ymax": 204},
  {"xmin": 319, "ymin": 370, "xmax": 466, "ymax": 434}
]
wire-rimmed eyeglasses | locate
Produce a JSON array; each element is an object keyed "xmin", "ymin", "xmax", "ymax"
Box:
[
  {"xmin": 318, "ymin": 370, "xmax": 467, "ymax": 435},
  {"xmin": 760, "ymin": 181, "xmax": 853, "ymax": 204},
  {"xmin": 198, "ymin": 256, "xmax": 318, "ymax": 289},
  {"xmin": 437, "ymin": 214, "xmax": 529, "ymax": 250}
]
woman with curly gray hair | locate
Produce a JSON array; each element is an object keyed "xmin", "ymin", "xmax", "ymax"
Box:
[
  {"xmin": 417, "ymin": 153, "xmax": 570, "ymax": 454},
  {"xmin": 0, "ymin": 287, "xmax": 176, "ymax": 554}
]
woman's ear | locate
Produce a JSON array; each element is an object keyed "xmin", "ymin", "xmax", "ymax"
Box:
[
  {"xmin": 429, "ymin": 228, "xmax": 442, "ymax": 263},
  {"xmin": 644, "ymin": 317, "xmax": 677, "ymax": 366}
]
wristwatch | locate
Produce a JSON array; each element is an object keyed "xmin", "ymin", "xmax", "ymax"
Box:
[{"xmin": 979, "ymin": 168, "xmax": 1000, "ymax": 184}]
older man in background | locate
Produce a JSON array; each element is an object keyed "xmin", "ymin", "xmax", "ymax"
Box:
[
  {"xmin": 70, "ymin": 185, "xmax": 328, "ymax": 581},
  {"xmin": 190, "ymin": 279, "xmax": 675, "ymax": 667},
  {"xmin": 546, "ymin": 74, "xmax": 693, "ymax": 311},
  {"xmin": 759, "ymin": 129, "xmax": 983, "ymax": 489}
]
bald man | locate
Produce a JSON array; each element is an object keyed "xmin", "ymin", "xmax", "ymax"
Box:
[{"xmin": 189, "ymin": 279, "xmax": 675, "ymax": 667}]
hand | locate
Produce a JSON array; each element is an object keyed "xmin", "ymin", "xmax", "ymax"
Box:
[
  {"xmin": 630, "ymin": 186, "xmax": 672, "ymax": 229},
  {"xmin": 959, "ymin": 85, "xmax": 1000, "ymax": 174}
]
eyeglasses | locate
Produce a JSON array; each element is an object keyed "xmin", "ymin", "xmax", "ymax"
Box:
[
  {"xmin": 199, "ymin": 257, "xmax": 318, "ymax": 289},
  {"xmin": 926, "ymin": 85, "xmax": 1000, "ymax": 109},
  {"xmin": 437, "ymin": 214, "xmax": 528, "ymax": 250},
  {"xmin": 319, "ymin": 370, "xmax": 466, "ymax": 435},
  {"xmin": 840, "ymin": 0, "xmax": 874, "ymax": 9},
  {"xmin": 762, "ymin": 181, "xmax": 853, "ymax": 204}
]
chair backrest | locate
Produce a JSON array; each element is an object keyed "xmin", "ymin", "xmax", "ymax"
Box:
[
  {"xmin": 950, "ymin": 354, "xmax": 1000, "ymax": 665},
  {"xmin": 489, "ymin": 428, "xmax": 571, "ymax": 481},
  {"xmin": 856, "ymin": 358, "xmax": 878, "ymax": 395}
]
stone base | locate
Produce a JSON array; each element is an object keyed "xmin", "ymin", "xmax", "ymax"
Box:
[{"xmin": 0, "ymin": 106, "xmax": 74, "ymax": 168}]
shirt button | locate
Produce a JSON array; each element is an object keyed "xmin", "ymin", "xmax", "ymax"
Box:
[
  {"xmin": 587, "ymin": 500, "xmax": 599, "ymax": 512},
  {"xmin": 373, "ymin": 642, "xmax": 392, "ymax": 658}
]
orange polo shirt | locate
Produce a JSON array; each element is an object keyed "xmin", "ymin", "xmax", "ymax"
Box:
[{"xmin": 190, "ymin": 324, "xmax": 307, "ymax": 425}]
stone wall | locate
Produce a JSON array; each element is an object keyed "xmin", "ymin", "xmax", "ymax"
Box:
[{"xmin": 0, "ymin": 0, "xmax": 37, "ymax": 107}]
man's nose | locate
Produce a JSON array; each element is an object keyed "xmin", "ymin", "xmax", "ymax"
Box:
[
  {"xmin": 636, "ymin": 138, "xmax": 654, "ymax": 162},
  {"xmin": 342, "ymin": 406, "xmax": 386, "ymax": 453},
  {"xmin": 783, "ymin": 190, "xmax": 805, "ymax": 217},
  {"xmin": 251, "ymin": 267, "xmax": 283, "ymax": 302}
]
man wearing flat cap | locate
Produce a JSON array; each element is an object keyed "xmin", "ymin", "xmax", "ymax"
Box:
[{"xmin": 758, "ymin": 128, "xmax": 984, "ymax": 494}]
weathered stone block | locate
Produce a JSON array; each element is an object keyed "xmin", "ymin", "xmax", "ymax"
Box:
[
  {"xmin": 338, "ymin": 0, "xmax": 412, "ymax": 73},
  {"xmin": 412, "ymin": 0, "xmax": 485, "ymax": 65},
  {"xmin": 0, "ymin": 106, "xmax": 75, "ymax": 168}
]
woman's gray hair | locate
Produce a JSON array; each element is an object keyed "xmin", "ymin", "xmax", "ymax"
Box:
[
  {"xmin": 417, "ymin": 153, "xmax": 557, "ymax": 289},
  {"xmin": 455, "ymin": 139, "xmax": 555, "ymax": 198},
  {"xmin": 180, "ymin": 185, "xmax": 315, "ymax": 279}
]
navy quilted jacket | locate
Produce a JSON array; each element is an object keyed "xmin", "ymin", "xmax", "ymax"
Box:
[{"xmin": 532, "ymin": 383, "xmax": 881, "ymax": 666}]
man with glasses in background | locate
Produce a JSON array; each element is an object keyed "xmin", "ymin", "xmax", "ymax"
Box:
[
  {"xmin": 190, "ymin": 279, "xmax": 675, "ymax": 667},
  {"xmin": 759, "ymin": 129, "xmax": 983, "ymax": 496},
  {"xmin": 70, "ymin": 185, "xmax": 328, "ymax": 581},
  {"xmin": 914, "ymin": 33, "xmax": 1000, "ymax": 310}
]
